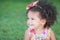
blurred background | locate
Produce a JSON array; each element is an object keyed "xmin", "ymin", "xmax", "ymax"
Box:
[{"xmin": 0, "ymin": 0, "xmax": 60, "ymax": 40}]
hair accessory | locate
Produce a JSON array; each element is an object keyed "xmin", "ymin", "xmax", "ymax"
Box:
[{"xmin": 26, "ymin": 1, "xmax": 38, "ymax": 10}]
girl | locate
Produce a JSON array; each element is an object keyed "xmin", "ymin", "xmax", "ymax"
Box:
[{"xmin": 25, "ymin": 0, "xmax": 57, "ymax": 40}]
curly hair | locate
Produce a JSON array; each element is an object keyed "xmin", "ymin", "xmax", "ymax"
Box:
[{"xmin": 26, "ymin": 0, "xmax": 57, "ymax": 28}]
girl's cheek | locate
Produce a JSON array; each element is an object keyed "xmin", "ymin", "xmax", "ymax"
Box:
[
  {"xmin": 34, "ymin": 20, "xmax": 41, "ymax": 26},
  {"xmin": 27, "ymin": 20, "xmax": 32, "ymax": 26}
]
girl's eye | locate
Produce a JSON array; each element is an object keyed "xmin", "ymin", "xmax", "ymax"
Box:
[
  {"xmin": 31, "ymin": 18, "xmax": 34, "ymax": 20},
  {"xmin": 27, "ymin": 18, "xmax": 34, "ymax": 20}
]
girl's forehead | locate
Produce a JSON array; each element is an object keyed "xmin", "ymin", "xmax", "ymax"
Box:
[{"xmin": 27, "ymin": 11, "xmax": 40, "ymax": 18}]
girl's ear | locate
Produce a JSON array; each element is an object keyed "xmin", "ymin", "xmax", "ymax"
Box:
[{"xmin": 41, "ymin": 19, "xmax": 46, "ymax": 26}]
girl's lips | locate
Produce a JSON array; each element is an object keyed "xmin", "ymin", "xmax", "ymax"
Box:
[{"xmin": 29, "ymin": 24, "xmax": 33, "ymax": 26}]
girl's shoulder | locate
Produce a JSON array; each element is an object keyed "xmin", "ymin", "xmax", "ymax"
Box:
[
  {"xmin": 49, "ymin": 28, "xmax": 55, "ymax": 35},
  {"xmin": 25, "ymin": 28, "xmax": 30, "ymax": 33},
  {"xmin": 48, "ymin": 28, "xmax": 56, "ymax": 40},
  {"xmin": 25, "ymin": 28, "xmax": 34, "ymax": 34},
  {"xmin": 25, "ymin": 28, "xmax": 35, "ymax": 37},
  {"xmin": 47, "ymin": 28, "xmax": 55, "ymax": 37},
  {"xmin": 25, "ymin": 28, "xmax": 33, "ymax": 40},
  {"xmin": 48, "ymin": 28, "xmax": 53, "ymax": 33}
]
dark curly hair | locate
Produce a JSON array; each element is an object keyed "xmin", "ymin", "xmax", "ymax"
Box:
[{"xmin": 26, "ymin": 0, "xmax": 57, "ymax": 28}]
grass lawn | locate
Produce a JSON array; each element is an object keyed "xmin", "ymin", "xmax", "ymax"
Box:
[{"xmin": 0, "ymin": 0, "xmax": 60, "ymax": 40}]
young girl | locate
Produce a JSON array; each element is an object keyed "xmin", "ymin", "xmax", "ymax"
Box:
[{"xmin": 25, "ymin": 0, "xmax": 57, "ymax": 40}]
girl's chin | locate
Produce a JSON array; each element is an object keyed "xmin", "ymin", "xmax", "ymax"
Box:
[
  {"xmin": 29, "ymin": 26, "xmax": 34, "ymax": 29},
  {"xmin": 29, "ymin": 26, "xmax": 37, "ymax": 29}
]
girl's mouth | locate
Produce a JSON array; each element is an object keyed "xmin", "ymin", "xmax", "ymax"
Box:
[{"xmin": 29, "ymin": 24, "xmax": 33, "ymax": 26}]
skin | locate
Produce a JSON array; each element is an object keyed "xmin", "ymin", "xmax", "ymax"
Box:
[
  {"xmin": 27, "ymin": 11, "xmax": 46, "ymax": 29},
  {"xmin": 24, "ymin": 11, "xmax": 56, "ymax": 40}
]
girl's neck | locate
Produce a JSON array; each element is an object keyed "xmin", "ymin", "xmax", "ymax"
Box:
[
  {"xmin": 35, "ymin": 26, "xmax": 44, "ymax": 32},
  {"xmin": 34, "ymin": 26, "xmax": 48, "ymax": 33}
]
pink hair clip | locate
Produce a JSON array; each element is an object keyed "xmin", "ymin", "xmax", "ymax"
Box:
[{"xmin": 26, "ymin": 1, "xmax": 38, "ymax": 10}]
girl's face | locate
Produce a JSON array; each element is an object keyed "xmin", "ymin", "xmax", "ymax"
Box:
[{"xmin": 27, "ymin": 11, "xmax": 46, "ymax": 29}]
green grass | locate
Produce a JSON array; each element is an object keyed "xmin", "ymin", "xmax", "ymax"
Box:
[
  {"xmin": 0, "ymin": 1, "xmax": 28, "ymax": 40},
  {"xmin": 0, "ymin": 0, "xmax": 60, "ymax": 40}
]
